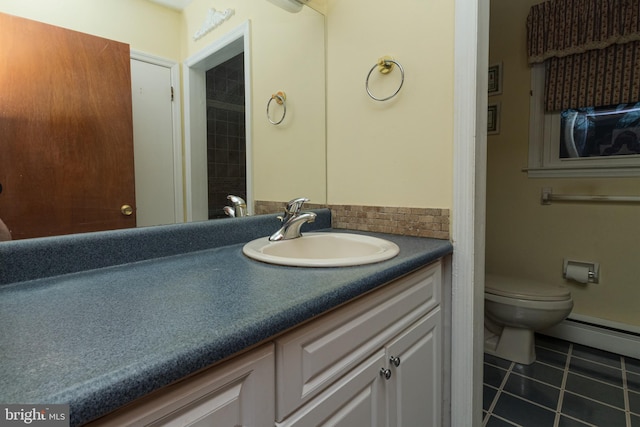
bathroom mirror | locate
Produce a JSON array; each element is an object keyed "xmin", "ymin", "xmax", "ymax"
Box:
[
  {"xmin": 182, "ymin": 0, "xmax": 327, "ymax": 222},
  {"xmin": 0, "ymin": 0, "xmax": 327, "ymax": 240}
]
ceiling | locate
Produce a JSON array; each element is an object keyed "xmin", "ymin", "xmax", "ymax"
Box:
[{"xmin": 147, "ymin": 0, "xmax": 193, "ymax": 11}]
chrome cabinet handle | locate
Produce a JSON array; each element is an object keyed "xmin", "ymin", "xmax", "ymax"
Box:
[
  {"xmin": 380, "ymin": 367, "xmax": 392, "ymax": 380},
  {"xmin": 390, "ymin": 356, "xmax": 401, "ymax": 367}
]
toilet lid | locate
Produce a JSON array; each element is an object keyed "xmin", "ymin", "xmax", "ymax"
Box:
[{"xmin": 485, "ymin": 275, "xmax": 571, "ymax": 301}]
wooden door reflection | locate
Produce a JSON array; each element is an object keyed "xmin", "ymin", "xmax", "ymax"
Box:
[{"xmin": 0, "ymin": 13, "xmax": 136, "ymax": 240}]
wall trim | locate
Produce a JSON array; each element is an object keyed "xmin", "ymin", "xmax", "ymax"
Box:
[
  {"xmin": 183, "ymin": 21, "xmax": 253, "ymax": 221},
  {"xmin": 541, "ymin": 317, "xmax": 640, "ymax": 359},
  {"xmin": 453, "ymin": 0, "xmax": 488, "ymax": 425}
]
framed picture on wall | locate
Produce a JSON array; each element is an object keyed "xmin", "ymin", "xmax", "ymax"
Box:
[
  {"xmin": 488, "ymin": 62, "xmax": 503, "ymax": 96},
  {"xmin": 488, "ymin": 102, "xmax": 500, "ymax": 135}
]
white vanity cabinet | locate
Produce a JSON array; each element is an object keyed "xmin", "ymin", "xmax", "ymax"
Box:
[
  {"xmin": 385, "ymin": 308, "xmax": 441, "ymax": 426},
  {"xmin": 275, "ymin": 261, "xmax": 443, "ymax": 426},
  {"xmin": 87, "ymin": 260, "xmax": 444, "ymax": 427},
  {"xmin": 88, "ymin": 343, "xmax": 275, "ymax": 427}
]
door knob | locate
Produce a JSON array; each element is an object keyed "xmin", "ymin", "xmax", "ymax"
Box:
[
  {"xmin": 390, "ymin": 356, "xmax": 401, "ymax": 367},
  {"xmin": 120, "ymin": 204, "xmax": 134, "ymax": 216}
]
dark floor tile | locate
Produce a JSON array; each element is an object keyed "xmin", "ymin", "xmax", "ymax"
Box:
[
  {"xmin": 536, "ymin": 346, "xmax": 568, "ymax": 369},
  {"xmin": 627, "ymin": 357, "xmax": 640, "ymax": 375},
  {"xmin": 632, "ymin": 413, "xmax": 640, "ymax": 427},
  {"xmin": 558, "ymin": 415, "xmax": 596, "ymax": 427},
  {"xmin": 629, "ymin": 371, "xmax": 640, "ymax": 393},
  {"xmin": 564, "ymin": 373, "xmax": 625, "ymax": 409},
  {"xmin": 512, "ymin": 360, "xmax": 565, "ymax": 388},
  {"xmin": 536, "ymin": 334, "xmax": 570, "ymax": 353},
  {"xmin": 629, "ymin": 390, "xmax": 640, "ymax": 415},
  {"xmin": 572, "ymin": 343, "xmax": 622, "ymax": 369},
  {"xmin": 561, "ymin": 391, "xmax": 627, "ymax": 426},
  {"xmin": 485, "ymin": 414, "xmax": 521, "ymax": 427},
  {"xmin": 485, "ymin": 353, "xmax": 513, "ymax": 370},
  {"xmin": 557, "ymin": 415, "xmax": 592, "ymax": 426},
  {"xmin": 484, "ymin": 385, "xmax": 498, "ymax": 412},
  {"xmin": 503, "ymin": 374, "xmax": 559, "ymax": 411},
  {"xmin": 569, "ymin": 357, "xmax": 623, "ymax": 387},
  {"xmin": 493, "ymin": 392, "xmax": 556, "ymax": 427},
  {"xmin": 485, "ymin": 363, "xmax": 508, "ymax": 388}
]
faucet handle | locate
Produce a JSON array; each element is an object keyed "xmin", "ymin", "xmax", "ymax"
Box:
[
  {"xmin": 277, "ymin": 197, "xmax": 310, "ymax": 222},
  {"xmin": 285, "ymin": 197, "xmax": 309, "ymax": 215},
  {"xmin": 227, "ymin": 195, "xmax": 247, "ymax": 217},
  {"xmin": 227, "ymin": 195, "xmax": 246, "ymax": 206}
]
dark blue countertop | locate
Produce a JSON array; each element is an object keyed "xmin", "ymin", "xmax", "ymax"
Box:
[{"xmin": 0, "ymin": 210, "xmax": 452, "ymax": 426}]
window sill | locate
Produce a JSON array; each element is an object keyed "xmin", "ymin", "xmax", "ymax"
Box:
[{"xmin": 523, "ymin": 165, "xmax": 640, "ymax": 178}]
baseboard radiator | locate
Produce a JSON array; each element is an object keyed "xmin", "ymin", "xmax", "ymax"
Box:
[{"xmin": 540, "ymin": 314, "xmax": 640, "ymax": 359}]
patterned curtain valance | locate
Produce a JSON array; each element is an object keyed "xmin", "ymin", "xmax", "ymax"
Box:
[
  {"xmin": 545, "ymin": 40, "xmax": 640, "ymax": 110},
  {"xmin": 527, "ymin": 0, "xmax": 640, "ymax": 64}
]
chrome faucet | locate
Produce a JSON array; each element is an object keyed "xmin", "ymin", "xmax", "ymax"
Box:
[
  {"xmin": 269, "ymin": 197, "xmax": 316, "ymax": 241},
  {"xmin": 224, "ymin": 195, "xmax": 248, "ymax": 218}
]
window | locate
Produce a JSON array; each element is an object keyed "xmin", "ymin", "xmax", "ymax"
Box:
[
  {"xmin": 560, "ymin": 104, "xmax": 640, "ymax": 159},
  {"xmin": 527, "ymin": 64, "xmax": 640, "ymax": 178}
]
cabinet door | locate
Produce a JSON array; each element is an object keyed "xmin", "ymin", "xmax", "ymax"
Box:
[
  {"xmin": 276, "ymin": 262, "xmax": 441, "ymax": 420},
  {"xmin": 386, "ymin": 308, "xmax": 441, "ymax": 427},
  {"xmin": 277, "ymin": 350, "xmax": 387, "ymax": 427},
  {"xmin": 88, "ymin": 344, "xmax": 274, "ymax": 427}
]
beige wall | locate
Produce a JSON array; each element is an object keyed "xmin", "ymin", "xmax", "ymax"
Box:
[
  {"xmin": 1, "ymin": 0, "xmax": 457, "ymax": 212},
  {"xmin": 0, "ymin": 0, "xmax": 182, "ymax": 60},
  {"xmin": 487, "ymin": 0, "xmax": 640, "ymax": 327},
  {"xmin": 325, "ymin": 0, "xmax": 454, "ymax": 209},
  {"xmin": 180, "ymin": 0, "xmax": 456, "ymax": 209},
  {"xmin": 182, "ymin": 0, "xmax": 327, "ymax": 204},
  {"xmin": 1, "ymin": 0, "xmax": 328, "ymax": 205}
]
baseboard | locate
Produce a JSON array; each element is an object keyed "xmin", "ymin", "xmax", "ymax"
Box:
[{"xmin": 539, "ymin": 316, "xmax": 640, "ymax": 359}]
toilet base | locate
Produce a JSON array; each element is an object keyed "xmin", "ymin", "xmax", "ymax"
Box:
[{"xmin": 484, "ymin": 325, "xmax": 536, "ymax": 365}]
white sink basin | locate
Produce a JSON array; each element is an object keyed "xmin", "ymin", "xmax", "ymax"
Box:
[{"xmin": 242, "ymin": 232, "xmax": 400, "ymax": 267}]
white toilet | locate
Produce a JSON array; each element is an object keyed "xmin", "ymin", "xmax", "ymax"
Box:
[{"xmin": 484, "ymin": 275, "xmax": 573, "ymax": 365}]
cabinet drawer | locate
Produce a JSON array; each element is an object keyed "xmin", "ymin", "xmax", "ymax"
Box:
[
  {"xmin": 88, "ymin": 344, "xmax": 275, "ymax": 427},
  {"xmin": 275, "ymin": 261, "xmax": 441, "ymax": 421}
]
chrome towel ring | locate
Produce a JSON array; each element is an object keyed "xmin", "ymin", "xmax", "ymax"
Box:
[
  {"xmin": 267, "ymin": 91, "xmax": 287, "ymax": 125},
  {"xmin": 366, "ymin": 56, "xmax": 405, "ymax": 102}
]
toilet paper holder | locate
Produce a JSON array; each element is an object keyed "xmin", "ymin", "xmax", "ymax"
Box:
[{"xmin": 563, "ymin": 259, "xmax": 599, "ymax": 283}]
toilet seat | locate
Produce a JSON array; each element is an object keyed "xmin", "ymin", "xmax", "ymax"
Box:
[{"xmin": 485, "ymin": 275, "xmax": 571, "ymax": 302}]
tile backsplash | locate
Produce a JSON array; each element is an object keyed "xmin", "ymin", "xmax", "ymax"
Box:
[{"xmin": 255, "ymin": 201, "xmax": 449, "ymax": 240}]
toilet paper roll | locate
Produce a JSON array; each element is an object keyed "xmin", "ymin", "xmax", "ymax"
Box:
[{"xmin": 565, "ymin": 264, "xmax": 590, "ymax": 284}]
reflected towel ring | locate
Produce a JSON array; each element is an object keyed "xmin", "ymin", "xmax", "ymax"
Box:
[
  {"xmin": 267, "ymin": 91, "xmax": 287, "ymax": 125},
  {"xmin": 366, "ymin": 57, "xmax": 405, "ymax": 102}
]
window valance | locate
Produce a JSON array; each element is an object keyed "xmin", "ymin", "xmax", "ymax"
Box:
[
  {"xmin": 527, "ymin": 0, "xmax": 640, "ymax": 64},
  {"xmin": 527, "ymin": 0, "xmax": 640, "ymax": 111}
]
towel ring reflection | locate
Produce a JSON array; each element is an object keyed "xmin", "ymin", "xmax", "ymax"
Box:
[
  {"xmin": 267, "ymin": 91, "xmax": 287, "ymax": 125},
  {"xmin": 366, "ymin": 57, "xmax": 405, "ymax": 101}
]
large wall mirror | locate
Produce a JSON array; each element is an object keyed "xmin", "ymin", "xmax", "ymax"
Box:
[{"xmin": 0, "ymin": 0, "xmax": 327, "ymax": 240}]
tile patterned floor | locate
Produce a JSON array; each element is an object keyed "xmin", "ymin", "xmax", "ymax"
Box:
[{"xmin": 483, "ymin": 334, "xmax": 640, "ymax": 427}]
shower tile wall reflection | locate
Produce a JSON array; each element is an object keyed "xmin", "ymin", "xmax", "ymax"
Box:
[{"xmin": 206, "ymin": 53, "xmax": 246, "ymax": 219}]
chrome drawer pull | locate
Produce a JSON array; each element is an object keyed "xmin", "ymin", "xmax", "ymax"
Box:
[{"xmin": 380, "ymin": 368, "xmax": 392, "ymax": 380}]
